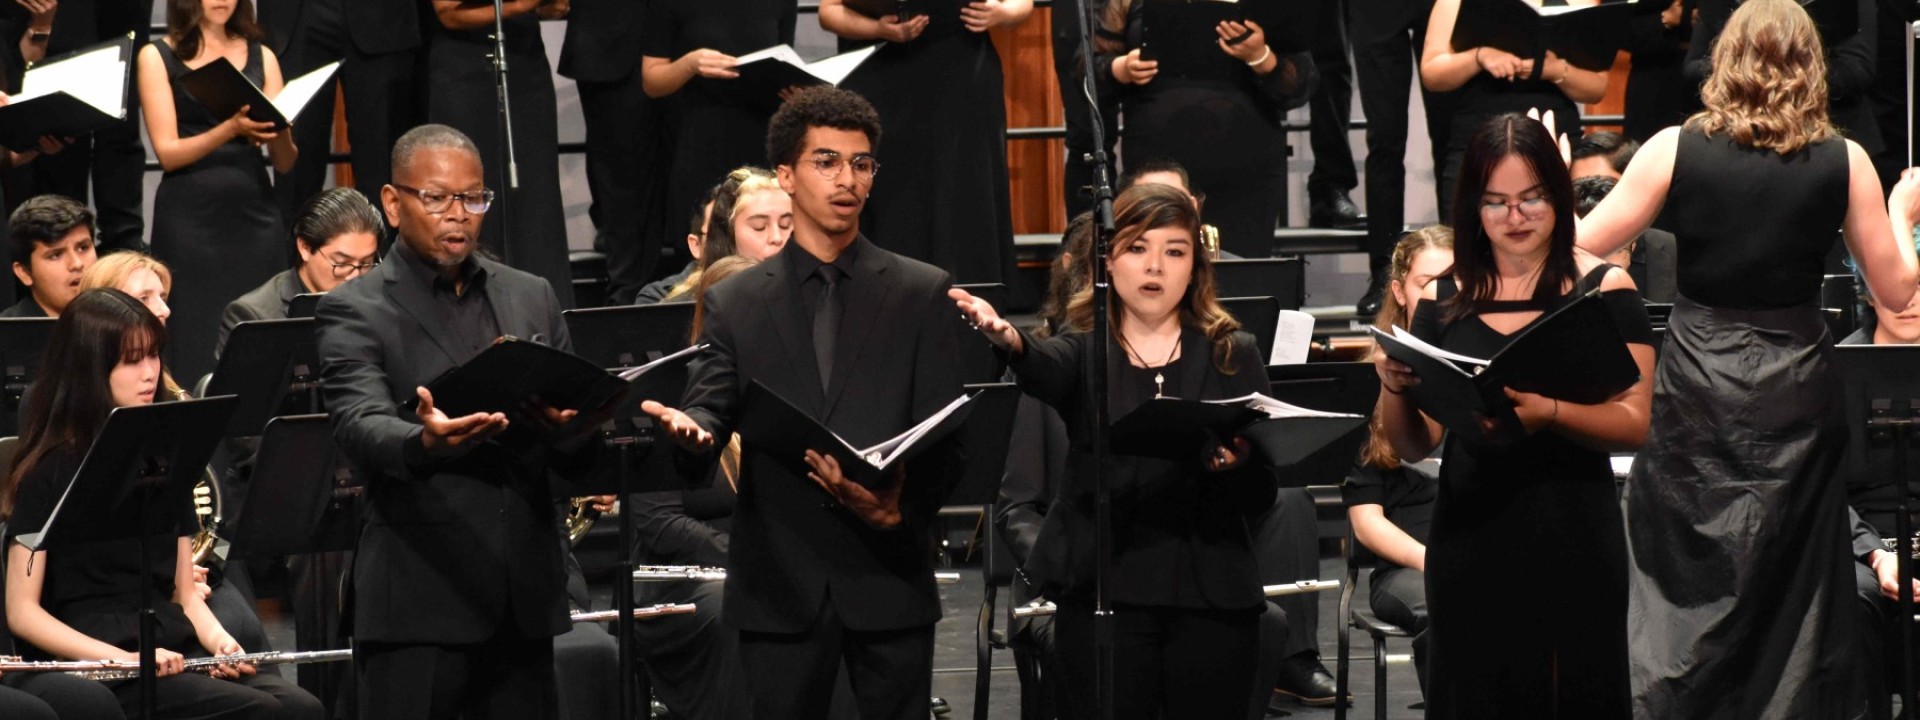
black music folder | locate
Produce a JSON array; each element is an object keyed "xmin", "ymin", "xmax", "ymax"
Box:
[
  {"xmin": 181, "ymin": 58, "xmax": 338, "ymax": 129},
  {"xmin": 1370, "ymin": 288, "xmax": 1640, "ymax": 437},
  {"xmin": 411, "ymin": 339, "xmax": 705, "ymax": 445},
  {"xmin": 1449, "ymin": 0, "xmax": 1646, "ymax": 71},
  {"xmin": 707, "ymin": 45, "xmax": 878, "ymax": 112},
  {"xmin": 734, "ymin": 381, "xmax": 977, "ymax": 489},
  {"xmin": 1109, "ymin": 393, "xmax": 1366, "ymax": 469},
  {"xmin": 0, "ymin": 34, "xmax": 135, "ymax": 151}
]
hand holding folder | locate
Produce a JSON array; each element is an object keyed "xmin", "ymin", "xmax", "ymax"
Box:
[
  {"xmin": 734, "ymin": 381, "xmax": 978, "ymax": 490},
  {"xmin": 1109, "ymin": 393, "xmax": 1367, "ymax": 470}
]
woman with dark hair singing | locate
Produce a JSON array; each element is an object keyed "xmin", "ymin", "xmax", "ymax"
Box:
[
  {"xmin": 1375, "ymin": 113, "xmax": 1655, "ymax": 719},
  {"xmin": 1576, "ymin": 0, "xmax": 1920, "ymax": 713},
  {"xmin": 3, "ymin": 289, "xmax": 322, "ymax": 720},
  {"xmin": 952, "ymin": 184, "xmax": 1274, "ymax": 719}
]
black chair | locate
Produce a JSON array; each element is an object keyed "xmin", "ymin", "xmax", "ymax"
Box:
[
  {"xmin": 1213, "ymin": 257, "xmax": 1307, "ymax": 310},
  {"xmin": 975, "ymin": 502, "xmax": 1047, "ymax": 720},
  {"xmin": 1334, "ymin": 531, "xmax": 1414, "ymax": 720}
]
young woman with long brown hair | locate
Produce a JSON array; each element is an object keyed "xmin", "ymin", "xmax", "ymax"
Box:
[{"xmin": 952, "ymin": 183, "xmax": 1273, "ymax": 719}]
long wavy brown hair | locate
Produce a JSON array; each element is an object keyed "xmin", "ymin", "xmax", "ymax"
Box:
[
  {"xmin": 1361, "ymin": 226, "xmax": 1454, "ymax": 470},
  {"xmin": 1064, "ymin": 184, "xmax": 1242, "ymax": 373},
  {"xmin": 1685, "ymin": 0, "xmax": 1835, "ymax": 155}
]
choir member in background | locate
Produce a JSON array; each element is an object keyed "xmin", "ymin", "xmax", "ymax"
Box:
[
  {"xmin": 256, "ymin": 0, "xmax": 425, "ymax": 251},
  {"xmin": 1095, "ymin": 0, "xmax": 1315, "ymax": 259},
  {"xmin": 636, "ymin": 186, "xmax": 721, "ymax": 306},
  {"xmin": 1346, "ymin": 0, "xmax": 1451, "ymax": 317},
  {"xmin": 955, "ymin": 184, "xmax": 1276, "ymax": 720},
  {"xmin": 559, "ymin": 0, "xmax": 661, "ymax": 303},
  {"xmin": 1047, "ymin": 0, "xmax": 1117, "ymax": 221},
  {"xmin": 3, "ymin": 194, "xmax": 96, "ymax": 318},
  {"xmin": 138, "ymin": 0, "xmax": 296, "ymax": 385},
  {"xmin": 1420, "ymin": 0, "xmax": 1608, "ymax": 214},
  {"xmin": 1303, "ymin": 0, "xmax": 1363, "ymax": 234},
  {"xmin": 1621, "ymin": 0, "xmax": 1697, "ymax": 142},
  {"xmin": 424, "ymin": 0, "xmax": 574, "ymax": 309},
  {"xmin": 216, "ymin": 187, "xmax": 383, "ymax": 358},
  {"xmin": 1345, "ymin": 226, "xmax": 1451, "ymax": 700},
  {"xmin": 2, "ymin": 0, "xmax": 153, "ymax": 254},
  {"xmin": 1569, "ymin": 131, "xmax": 1637, "ymax": 182},
  {"xmin": 4, "ymin": 288, "xmax": 324, "ymax": 720},
  {"xmin": 1377, "ymin": 113, "xmax": 1654, "ymax": 718},
  {"xmin": 1576, "ymin": 0, "xmax": 1920, "ymax": 712},
  {"xmin": 660, "ymin": 167, "xmax": 792, "ymax": 302},
  {"xmin": 640, "ymin": 0, "xmax": 795, "ymax": 259},
  {"xmin": 823, "ymin": 0, "xmax": 1026, "ymax": 285}
]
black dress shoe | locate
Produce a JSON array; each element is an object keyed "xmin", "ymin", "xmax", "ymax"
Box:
[
  {"xmin": 1355, "ymin": 268, "xmax": 1387, "ymax": 317},
  {"xmin": 1309, "ymin": 189, "xmax": 1367, "ymax": 229},
  {"xmin": 1271, "ymin": 653, "xmax": 1349, "ymax": 708}
]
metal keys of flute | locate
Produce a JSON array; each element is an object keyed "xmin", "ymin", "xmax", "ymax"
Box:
[
  {"xmin": 633, "ymin": 566, "xmax": 963, "ymax": 585},
  {"xmin": 1, "ymin": 649, "xmax": 355, "ymax": 681},
  {"xmin": 569, "ymin": 603, "xmax": 698, "ymax": 623}
]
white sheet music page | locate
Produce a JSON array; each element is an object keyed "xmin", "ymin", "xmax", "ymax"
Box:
[
  {"xmin": 272, "ymin": 61, "xmax": 340, "ymax": 122},
  {"xmin": 17, "ymin": 41, "xmax": 128, "ymax": 117}
]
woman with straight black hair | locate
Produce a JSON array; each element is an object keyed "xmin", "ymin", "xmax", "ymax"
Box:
[
  {"xmin": 1375, "ymin": 113, "xmax": 1655, "ymax": 719},
  {"xmin": 4, "ymin": 289, "xmax": 323, "ymax": 720}
]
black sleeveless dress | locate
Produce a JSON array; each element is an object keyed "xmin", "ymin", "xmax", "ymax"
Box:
[
  {"xmin": 1625, "ymin": 130, "xmax": 1861, "ymax": 719},
  {"xmin": 1411, "ymin": 268, "xmax": 1649, "ymax": 719},
  {"xmin": 150, "ymin": 40, "xmax": 285, "ymax": 384},
  {"xmin": 838, "ymin": 0, "xmax": 1016, "ymax": 285}
]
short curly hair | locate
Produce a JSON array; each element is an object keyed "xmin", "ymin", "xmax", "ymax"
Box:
[{"xmin": 765, "ymin": 86, "xmax": 882, "ymax": 168}]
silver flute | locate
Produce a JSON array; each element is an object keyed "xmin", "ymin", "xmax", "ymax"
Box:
[
  {"xmin": 570, "ymin": 603, "xmax": 698, "ymax": 623},
  {"xmin": 1011, "ymin": 579, "xmax": 1343, "ymax": 618},
  {"xmin": 0, "ymin": 649, "xmax": 353, "ymax": 681},
  {"xmin": 634, "ymin": 566, "xmax": 962, "ymax": 585}
]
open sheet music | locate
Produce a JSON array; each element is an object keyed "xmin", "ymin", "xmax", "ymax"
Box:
[{"xmin": 0, "ymin": 34, "xmax": 135, "ymax": 150}]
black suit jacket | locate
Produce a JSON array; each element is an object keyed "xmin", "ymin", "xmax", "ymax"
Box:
[
  {"xmin": 680, "ymin": 237, "xmax": 965, "ymax": 634},
  {"xmin": 316, "ymin": 247, "xmax": 593, "ymax": 645},
  {"xmin": 216, "ymin": 267, "xmax": 306, "ymax": 358},
  {"xmin": 557, "ymin": 0, "xmax": 646, "ymax": 83}
]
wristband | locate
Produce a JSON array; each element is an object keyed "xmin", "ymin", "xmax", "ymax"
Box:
[{"xmin": 1246, "ymin": 46, "xmax": 1271, "ymax": 67}]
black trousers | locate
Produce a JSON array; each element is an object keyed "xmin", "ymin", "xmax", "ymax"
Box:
[
  {"xmin": 1371, "ymin": 565, "xmax": 1430, "ymax": 695},
  {"xmin": 1052, "ymin": 602, "xmax": 1261, "ymax": 720},
  {"xmin": 1254, "ymin": 488, "xmax": 1321, "ymax": 660},
  {"xmin": 108, "ymin": 672, "xmax": 324, "ymax": 720},
  {"xmin": 553, "ymin": 623, "xmax": 620, "ymax": 720},
  {"xmin": 2, "ymin": 671, "xmax": 125, "ymax": 720},
  {"xmin": 356, "ymin": 631, "xmax": 558, "ymax": 720},
  {"xmin": 576, "ymin": 70, "xmax": 668, "ymax": 303},
  {"xmin": 737, "ymin": 604, "xmax": 934, "ymax": 720},
  {"xmin": 270, "ymin": 0, "xmax": 421, "ymax": 245},
  {"xmin": 14, "ymin": 113, "xmax": 148, "ymax": 254},
  {"xmin": 633, "ymin": 578, "xmax": 751, "ymax": 720},
  {"xmin": 287, "ymin": 550, "xmax": 352, "ymax": 715},
  {"xmin": 1306, "ymin": 0, "xmax": 1358, "ymax": 200},
  {"xmin": 1346, "ymin": 0, "xmax": 1447, "ymax": 268}
]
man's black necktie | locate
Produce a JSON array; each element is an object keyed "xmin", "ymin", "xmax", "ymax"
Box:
[{"xmin": 813, "ymin": 265, "xmax": 843, "ymax": 393}]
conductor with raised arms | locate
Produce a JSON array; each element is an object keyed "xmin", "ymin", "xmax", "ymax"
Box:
[
  {"xmin": 314, "ymin": 124, "xmax": 605, "ymax": 720},
  {"xmin": 643, "ymin": 86, "xmax": 966, "ymax": 720}
]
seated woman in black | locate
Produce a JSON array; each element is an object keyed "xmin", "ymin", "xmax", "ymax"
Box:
[
  {"xmin": 1373, "ymin": 112, "xmax": 1655, "ymax": 719},
  {"xmin": 952, "ymin": 184, "xmax": 1275, "ymax": 720},
  {"xmin": 3, "ymin": 288, "xmax": 321, "ymax": 720}
]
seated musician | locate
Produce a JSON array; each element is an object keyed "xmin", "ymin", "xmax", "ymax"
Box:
[
  {"xmin": 635, "ymin": 190, "xmax": 718, "ymax": 306},
  {"xmin": 4, "ymin": 195, "xmax": 98, "ymax": 319},
  {"xmin": 3, "ymin": 288, "xmax": 322, "ymax": 719},
  {"xmin": 1344, "ymin": 226, "xmax": 1452, "ymax": 700},
  {"xmin": 215, "ymin": 188, "xmax": 383, "ymax": 358}
]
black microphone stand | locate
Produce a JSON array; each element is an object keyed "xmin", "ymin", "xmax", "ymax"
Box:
[
  {"xmin": 488, "ymin": 0, "xmax": 520, "ymax": 244},
  {"xmin": 1068, "ymin": 1, "xmax": 1118, "ymax": 718}
]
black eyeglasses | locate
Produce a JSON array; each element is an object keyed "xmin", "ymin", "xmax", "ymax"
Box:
[
  {"xmin": 327, "ymin": 258, "xmax": 380, "ymax": 279},
  {"xmin": 391, "ymin": 183, "xmax": 495, "ymax": 215}
]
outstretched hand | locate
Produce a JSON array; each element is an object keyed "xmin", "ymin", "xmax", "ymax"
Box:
[
  {"xmin": 639, "ymin": 400, "xmax": 715, "ymax": 452},
  {"xmin": 415, "ymin": 387, "xmax": 509, "ymax": 457},
  {"xmin": 949, "ymin": 287, "xmax": 1022, "ymax": 353}
]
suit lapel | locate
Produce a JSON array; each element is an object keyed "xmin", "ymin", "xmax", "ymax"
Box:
[
  {"xmin": 761, "ymin": 258, "xmax": 828, "ymax": 415},
  {"xmin": 384, "ymin": 263, "xmax": 463, "ymax": 366},
  {"xmin": 823, "ymin": 240, "xmax": 898, "ymax": 419},
  {"xmin": 480, "ymin": 260, "xmax": 525, "ymax": 342}
]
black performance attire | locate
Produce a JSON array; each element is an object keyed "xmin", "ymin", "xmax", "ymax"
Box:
[
  {"xmin": 1098, "ymin": 2, "xmax": 1316, "ymax": 258},
  {"xmin": 1009, "ymin": 326, "xmax": 1276, "ymax": 720},
  {"xmin": 629, "ymin": 467, "xmax": 751, "ymax": 720},
  {"xmin": 216, "ymin": 268, "xmax": 308, "ymax": 358},
  {"xmin": 1411, "ymin": 269, "xmax": 1646, "ymax": 719},
  {"xmin": 5, "ymin": 449, "xmax": 322, "ymax": 720},
  {"xmin": 678, "ymin": 237, "xmax": 964, "ymax": 720},
  {"xmin": 259, "ymin": 0, "xmax": 425, "ymax": 243},
  {"xmin": 1304, "ymin": 0, "xmax": 1358, "ymax": 217},
  {"xmin": 642, "ymin": 0, "xmax": 795, "ymax": 243},
  {"xmin": 1624, "ymin": 130, "xmax": 1861, "ymax": 718},
  {"xmin": 424, "ymin": 11, "xmax": 574, "ymax": 309},
  {"xmin": 839, "ymin": 1, "xmax": 1015, "ymax": 285},
  {"xmin": 994, "ymin": 393, "xmax": 1068, "ymax": 717},
  {"xmin": 1836, "ymin": 329, "xmax": 1920, "ymax": 720},
  {"xmin": 149, "ymin": 40, "xmax": 287, "ymax": 384},
  {"xmin": 317, "ymin": 241, "xmax": 599, "ymax": 720},
  {"xmin": 560, "ymin": 0, "xmax": 667, "ymax": 302},
  {"xmin": 1346, "ymin": 0, "xmax": 1448, "ymax": 272},
  {"xmin": 1433, "ymin": 72, "xmax": 1576, "ymax": 219},
  {"xmin": 1620, "ymin": 8, "xmax": 1694, "ymax": 142},
  {"xmin": 0, "ymin": 562, "xmax": 126, "ymax": 720},
  {"xmin": 1340, "ymin": 461, "xmax": 1436, "ymax": 693},
  {"xmin": 0, "ymin": 295, "xmax": 48, "ymax": 318},
  {"xmin": 1049, "ymin": 0, "xmax": 1118, "ymax": 221}
]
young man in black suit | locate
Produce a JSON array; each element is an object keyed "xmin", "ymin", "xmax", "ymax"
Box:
[
  {"xmin": 644, "ymin": 86, "xmax": 966, "ymax": 720},
  {"xmin": 215, "ymin": 187, "xmax": 383, "ymax": 358},
  {"xmin": 3, "ymin": 194, "xmax": 96, "ymax": 318},
  {"xmin": 316, "ymin": 123, "xmax": 608, "ymax": 720}
]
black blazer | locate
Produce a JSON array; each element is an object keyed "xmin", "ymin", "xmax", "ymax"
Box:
[
  {"xmin": 557, "ymin": 0, "xmax": 646, "ymax": 83},
  {"xmin": 680, "ymin": 237, "xmax": 966, "ymax": 634},
  {"xmin": 1011, "ymin": 326, "xmax": 1277, "ymax": 611},
  {"xmin": 216, "ymin": 268, "xmax": 306, "ymax": 358},
  {"xmin": 316, "ymin": 248, "xmax": 594, "ymax": 645}
]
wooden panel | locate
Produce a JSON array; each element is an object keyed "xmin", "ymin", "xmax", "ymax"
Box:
[
  {"xmin": 1582, "ymin": 51, "xmax": 1632, "ymax": 134},
  {"xmin": 993, "ymin": 8, "xmax": 1067, "ymax": 236}
]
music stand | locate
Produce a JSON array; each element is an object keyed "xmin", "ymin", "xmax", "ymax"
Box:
[
  {"xmin": 941, "ymin": 383, "xmax": 1024, "ymax": 508},
  {"xmin": 954, "ymin": 284, "xmax": 1011, "ymax": 384},
  {"xmin": 204, "ymin": 318, "xmax": 324, "ymax": 434},
  {"xmin": 15, "ymin": 395, "xmax": 239, "ymax": 720},
  {"xmin": 1264, "ymin": 362, "xmax": 1380, "ymax": 487},
  {"xmin": 1220, "ymin": 296, "xmax": 1280, "ymax": 360},
  {"xmin": 226, "ymin": 415, "xmax": 362, "ymax": 560},
  {"xmin": 1834, "ymin": 346, "xmax": 1920, "ymax": 712},
  {"xmin": 287, "ymin": 293, "xmax": 323, "ymax": 320},
  {"xmin": 559, "ymin": 303, "xmax": 703, "ymax": 720},
  {"xmin": 1213, "ymin": 258, "xmax": 1306, "ymax": 310},
  {"xmin": 0, "ymin": 318, "xmax": 56, "ymax": 437}
]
